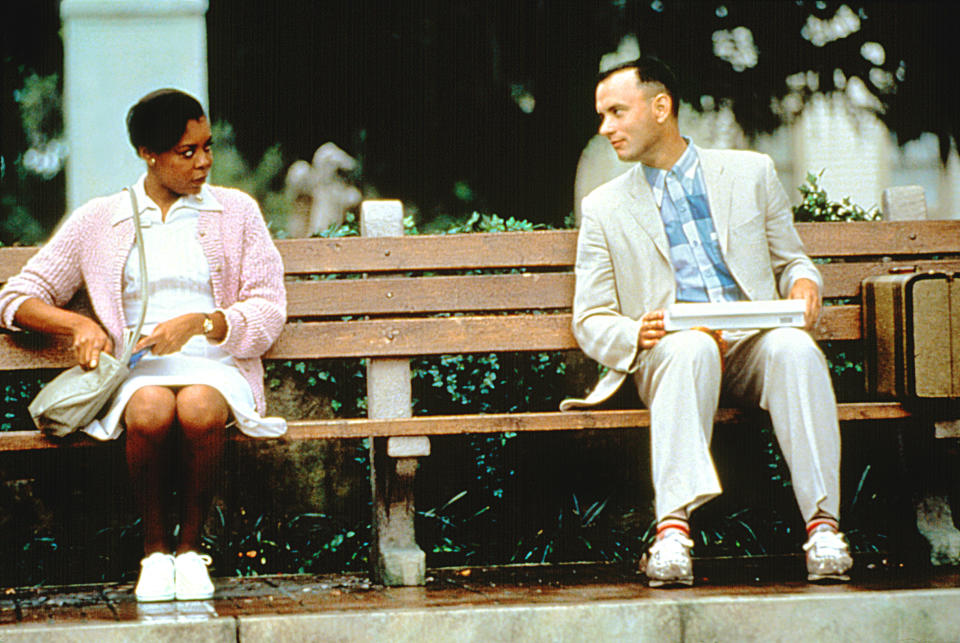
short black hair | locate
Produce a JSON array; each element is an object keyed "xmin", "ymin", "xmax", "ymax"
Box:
[
  {"xmin": 597, "ymin": 56, "xmax": 680, "ymax": 117},
  {"xmin": 126, "ymin": 89, "xmax": 206, "ymax": 154}
]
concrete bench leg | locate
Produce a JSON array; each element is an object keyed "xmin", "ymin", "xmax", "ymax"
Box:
[
  {"xmin": 370, "ymin": 435, "xmax": 429, "ymax": 586},
  {"xmin": 361, "ymin": 199, "xmax": 428, "ymax": 585},
  {"xmin": 367, "ymin": 358, "xmax": 428, "ymax": 586}
]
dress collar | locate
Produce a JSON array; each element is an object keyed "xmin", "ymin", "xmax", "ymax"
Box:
[{"xmin": 111, "ymin": 174, "xmax": 222, "ymax": 225}]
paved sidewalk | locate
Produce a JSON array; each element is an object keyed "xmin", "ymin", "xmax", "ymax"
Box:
[{"xmin": 2, "ymin": 559, "xmax": 959, "ymax": 642}]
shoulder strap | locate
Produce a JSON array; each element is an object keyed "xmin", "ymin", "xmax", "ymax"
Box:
[{"xmin": 121, "ymin": 187, "xmax": 149, "ymax": 364}]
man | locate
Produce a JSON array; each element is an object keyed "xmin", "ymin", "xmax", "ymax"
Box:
[{"xmin": 561, "ymin": 57, "xmax": 852, "ymax": 586}]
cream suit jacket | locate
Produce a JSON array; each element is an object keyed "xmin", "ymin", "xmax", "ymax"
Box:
[{"xmin": 561, "ymin": 146, "xmax": 822, "ymax": 410}]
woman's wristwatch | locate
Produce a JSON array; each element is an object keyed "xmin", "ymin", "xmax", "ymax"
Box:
[{"xmin": 201, "ymin": 313, "xmax": 214, "ymax": 336}]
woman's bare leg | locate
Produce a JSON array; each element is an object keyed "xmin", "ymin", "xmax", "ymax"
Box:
[
  {"xmin": 174, "ymin": 384, "xmax": 228, "ymax": 553},
  {"xmin": 124, "ymin": 386, "xmax": 178, "ymax": 555}
]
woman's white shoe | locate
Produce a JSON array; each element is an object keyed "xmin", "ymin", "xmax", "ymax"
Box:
[
  {"xmin": 135, "ymin": 552, "xmax": 176, "ymax": 602},
  {"xmin": 174, "ymin": 551, "xmax": 215, "ymax": 600}
]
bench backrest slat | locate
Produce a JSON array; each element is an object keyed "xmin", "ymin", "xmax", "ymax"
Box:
[
  {"xmin": 286, "ymin": 273, "xmax": 575, "ymax": 317},
  {"xmin": 1, "ymin": 220, "xmax": 958, "ymax": 369},
  {"xmin": 276, "ymin": 230, "xmax": 577, "ymax": 274},
  {"xmin": 797, "ymin": 221, "xmax": 960, "ymax": 256}
]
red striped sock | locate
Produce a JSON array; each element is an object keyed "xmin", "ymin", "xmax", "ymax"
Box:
[
  {"xmin": 806, "ymin": 517, "xmax": 839, "ymax": 536},
  {"xmin": 656, "ymin": 519, "xmax": 690, "ymax": 539}
]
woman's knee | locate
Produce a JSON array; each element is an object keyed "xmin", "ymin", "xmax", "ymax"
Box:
[
  {"xmin": 176, "ymin": 385, "xmax": 229, "ymax": 434},
  {"xmin": 124, "ymin": 386, "xmax": 177, "ymax": 438}
]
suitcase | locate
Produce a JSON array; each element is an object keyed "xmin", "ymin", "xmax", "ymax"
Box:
[{"xmin": 862, "ymin": 270, "xmax": 960, "ymax": 399}]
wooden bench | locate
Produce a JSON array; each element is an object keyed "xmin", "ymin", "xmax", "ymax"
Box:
[{"xmin": 2, "ymin": 200, "xmax": 959, "ymax": 585}]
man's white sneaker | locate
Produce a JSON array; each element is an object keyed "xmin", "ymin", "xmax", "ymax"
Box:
[
  {"xmin": 174, "ymin": 551, "xmax": 215, "ymax": 600},
  {"xmin": 803, "ymin": 529, "xmax": 853, "ymax": 582},
  {"xmin": 644, "ymin": 530, "xmax": 695, "ymax": 587},
  {"xmin": 135, "ymin": 552, "xmax": 176, "ymax": 602}
]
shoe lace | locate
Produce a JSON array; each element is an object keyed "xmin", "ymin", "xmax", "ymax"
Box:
[
  {"xmin": 650, "ymin": 531, "xmax": 694, "ymax": 560},
  {"xmin": 141, "ymin": 552, "xmax": 174, "ymax": 569},
  {"xmin": 179, "ymin": 551, "xmax": 213, "ymax": 567},
  {"xmin": 803, "ymin": 529, "xmax": 847, "ymax": 554}
]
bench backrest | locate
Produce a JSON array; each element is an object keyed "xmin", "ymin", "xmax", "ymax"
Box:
[{"xmin": 2, "ymin": 221, "xmax": 960, "ymax": 371}]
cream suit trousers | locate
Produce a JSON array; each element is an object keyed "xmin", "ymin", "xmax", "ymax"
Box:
[{"xmin": 632, "ymin": 327, "xmax": 841, "ymax": 523}]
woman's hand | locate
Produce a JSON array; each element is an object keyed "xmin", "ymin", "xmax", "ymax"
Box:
[
  {"xmin": 11, "ymin": 298, "xmax": 114, "ymax": 370},
  {"xmin": 72, "ymin": 317, "xmax": 114, "ymax": 370},
  {"xmin": 134, "ymin": 313, "xmax": 208, "ymax": 356}
]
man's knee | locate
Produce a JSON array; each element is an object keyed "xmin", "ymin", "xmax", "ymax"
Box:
[
  {"xmin": 655, "ymin": 330, "xmax": 723, "ymax": 369},
  {"xmin": 762, "ymin": 328, "xmax": 825, "ymax": 364}
]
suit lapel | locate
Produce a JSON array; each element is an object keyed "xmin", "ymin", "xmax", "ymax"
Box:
[
  {"xmin": 700, "ymin": 150, "xmax": 734, "ymax": 255},
  {"xmin": 623, "ymin": 165, "xmax": 671, "ymax": 263}
]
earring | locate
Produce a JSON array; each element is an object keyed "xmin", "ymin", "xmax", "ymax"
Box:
[{"xmin": 149, "ymin": 158, "xmax": 156, "ymax": 167}]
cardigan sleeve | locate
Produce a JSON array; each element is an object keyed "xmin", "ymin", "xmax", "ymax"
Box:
[
  {"xmin": 218, "ymin": 200, "xmax": 287, "ymax": 359},
  {"xmin": 0, "ymin": 209, "xmax": 87, "ymax": 330}
]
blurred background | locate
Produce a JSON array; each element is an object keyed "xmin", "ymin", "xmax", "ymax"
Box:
[
  {"xmin": 3, "ymin": 0, "xmax": 959, "ymax": 244},
  {"xmin": 1, "ymin": 1, "xmax": 958, "ymax": 586}
]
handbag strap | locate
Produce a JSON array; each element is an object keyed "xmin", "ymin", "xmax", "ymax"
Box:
[{"xmin": 120, "ymin": 186, "xmax": 149, "ymax": 365}]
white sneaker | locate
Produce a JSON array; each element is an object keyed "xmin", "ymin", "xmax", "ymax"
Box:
[
  {"xmin": 803, "ymin": 529, "xmax": 853, "ymax": 582},
  {"xmin": 174, "ymin": 551, "xmax": 215, "ymax": 600},
  {"xmin": 135, "ymin": 552, "xmax": 176, "ymax": 602},
  {"xmin": 644, "ymin": 530, "xmax": 695, "ymax": 587}
]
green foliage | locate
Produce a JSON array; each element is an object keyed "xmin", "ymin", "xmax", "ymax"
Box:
[
  {"xmin": 1, "ymin": 371, "xmax": 48, "ymax": 431},
  {"xmin": 1, "ymin": 72, "xmax": 66, "ymax": 245},
  {"xmin": 202, "ymin": 507, "xmax": 369, "ymax": 576},
  {"xmin": 14, "ymin": 73, "xmax": 62, "ymax": 151},
  {"xmin": 209, "ymin": 121, "xmax": 292, "ymax": 234},
  {"xmin": 793, "ymin": 170, "xmax": 879, "ymax": 222},
  {"xmin": 431, "ymin": 211, "xmax": 546, "ymax": 234}
]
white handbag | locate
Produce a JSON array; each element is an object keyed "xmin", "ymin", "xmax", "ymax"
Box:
[{"xmin": 28, "ymin": 186, "xmax": 149, "ymax": 436}]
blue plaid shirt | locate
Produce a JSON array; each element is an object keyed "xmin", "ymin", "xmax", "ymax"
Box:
[{"xmin": 643, "ymin": 142, "xmax": 744, "ymax": 303}]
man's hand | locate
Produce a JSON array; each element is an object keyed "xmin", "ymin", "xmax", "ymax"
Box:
[
  {"xmin": 639, "ymin": 309, "xmax": 667, "ymax": 350},
  {"xmin": 134, "ymin": 313, "xmax": 206, "ymax": 356},
  {"xmin": 789, "ymin": 278, "xmax": 821, "ymax": 330}
]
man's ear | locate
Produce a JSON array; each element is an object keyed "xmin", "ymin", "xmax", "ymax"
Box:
[{"xmin": 652, "ymin": 93, "xmax": 673, "ymax": 123}]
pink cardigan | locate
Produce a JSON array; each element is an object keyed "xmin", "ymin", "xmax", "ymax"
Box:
[{"xmin": 0, "ymin": 185, "xmax": 287, "ymax": 413}]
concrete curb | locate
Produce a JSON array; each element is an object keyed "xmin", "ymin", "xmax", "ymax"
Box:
[{"xmin": 3, "ymin": 588, "xmax": 959, "ymax": 642}]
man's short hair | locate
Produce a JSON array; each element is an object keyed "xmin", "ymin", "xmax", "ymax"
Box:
[{"xmin": 597, "ymin": 56, "xmax": 680, "ymax": 117}]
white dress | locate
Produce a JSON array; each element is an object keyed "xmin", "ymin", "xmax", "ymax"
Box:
[{"xmin": 83, "ymin": 191, "xmax": 286, "ymax": 441}]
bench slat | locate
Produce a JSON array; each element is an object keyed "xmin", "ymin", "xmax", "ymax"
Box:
[
  {"xmin": 267, "ymin": 306, "xmax": 863, "ymax": 358},
  {"xmin": 266, "ymin": 314, "xmax": 578, "ymax": 358},
  {"xmin": 276, "ymin": 231, "xmax": 577, "ymax": 274},
  {"xmin": 5, "ymin": 223, "xmax": 959, "ymax": 284},
  {"xmin": 0, "ymin": 304, "xmax": 867, "ymax": 369},
  {"xmin": 797, "ymin": 221, "xmax": 960, "ymax": 257},
  {"xmin": 820, "ymin": 260, "xmax": 960, "ymax": 298},
  {"xmin": 0, "ymin": 402, "xmax": 913, "ymax": 451},
  {"xmin": 286, "ymin": 272, "xmax": 575, "ymax": 317},
  {"xmin": 286, "ymin": 259, "xmax": 960, "ymax": 318}
]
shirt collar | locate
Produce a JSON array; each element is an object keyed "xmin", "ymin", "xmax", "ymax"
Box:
[
  {"xmin": 642, "ymin": 137, "xmax": 699, "ymax": 207},
  {"xmin": 111, "ymin": 173, "xmax": 222, "ymax": 225}
]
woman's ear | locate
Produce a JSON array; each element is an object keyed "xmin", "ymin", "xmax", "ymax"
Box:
[{"xmin": 138, "ymin": 147, "xmax": 155, "ymax": 166}]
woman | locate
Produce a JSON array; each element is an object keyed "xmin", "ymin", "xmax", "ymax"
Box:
[{"xmin": 0, "ymin": 89, "xmax": 287, "ymax": 601}]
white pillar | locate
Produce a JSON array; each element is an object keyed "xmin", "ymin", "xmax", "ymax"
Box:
[{"xmin": 60, "ymin": 0, "xmax": 209, "ymax": 211}]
